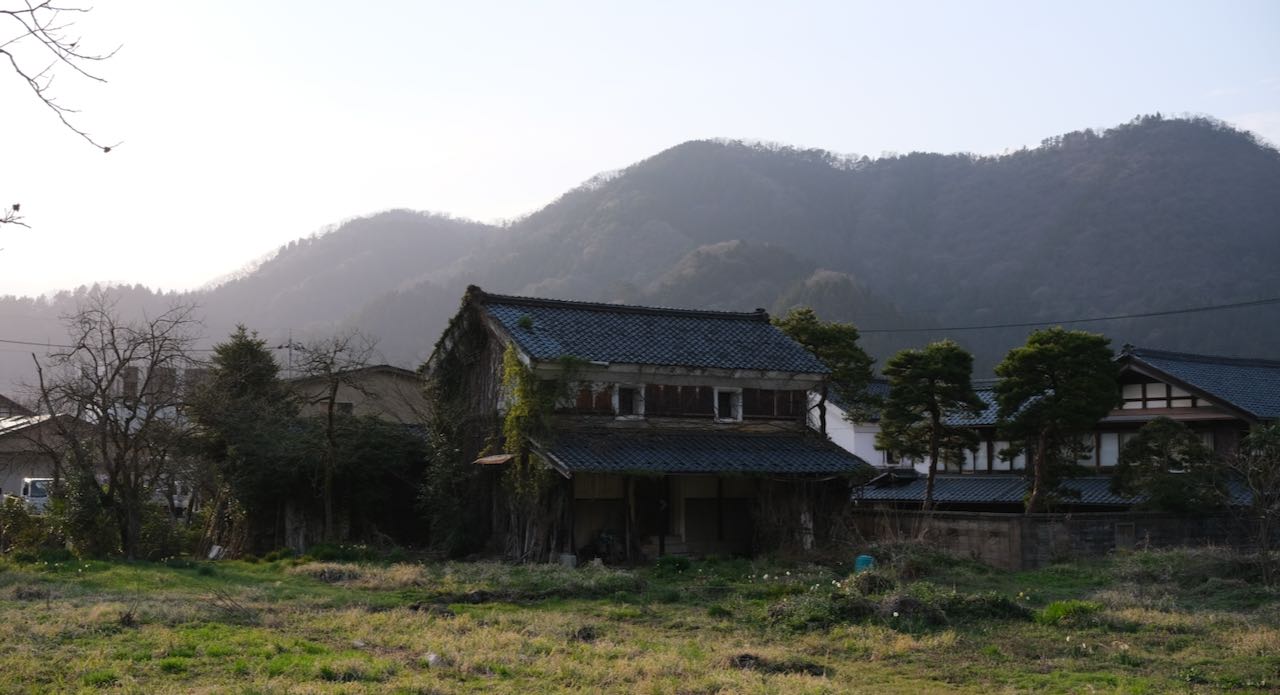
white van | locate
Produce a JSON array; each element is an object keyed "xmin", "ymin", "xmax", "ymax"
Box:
[{"xmin": 18, "ymin": 478, "xmax": 53, "ymax": 513}]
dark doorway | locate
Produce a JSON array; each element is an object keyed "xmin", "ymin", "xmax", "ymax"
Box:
[{"xmin": 633, "ymin": 477, "xmax": 668, "ymax": 541}]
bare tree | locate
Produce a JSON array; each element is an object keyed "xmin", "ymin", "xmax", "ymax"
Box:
[
  {"xmin": 2, "ymin": 1, "xmax": 119, "ymax": 227},
  {"xmin": 1226, "ymin": 423, "xmax": 1280, "ymax": 585},
  {"xmin": 32, "ymin": 289, "xmax": 200, "ymax": 558},
  {"xmin": 290, "ymin": 330, "xmax": 377, "ymax": 542}
]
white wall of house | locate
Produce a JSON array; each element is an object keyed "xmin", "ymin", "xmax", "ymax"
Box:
[{"xmin": 812, "ymin": 395, "xmax": 1032, "ymax": 474}]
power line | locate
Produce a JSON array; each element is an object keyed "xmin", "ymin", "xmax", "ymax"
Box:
[
  {"xmin": 857, "ymin": 296, "xmax": 1280, "ymax": 334},
  {"xmin": 0, "ymin": 337, "xmax": 291, "ymax": 353},
  {"xmin": 0, "ymin": 295, "xmax": 1277, "ymax": 349}
]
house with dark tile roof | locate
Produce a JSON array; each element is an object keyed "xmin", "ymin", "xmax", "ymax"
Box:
[
  {"xmin": 426, "ymin": 286, "xmax": 870, "ymax": 560},
  {"xmin": 841, "ymin": 345, "xmax": 1276, "ymax": 512}
]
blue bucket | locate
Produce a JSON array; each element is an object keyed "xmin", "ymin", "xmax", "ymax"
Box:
[{"xmin": 854, "ymin": 554, "xmax": 876, "ymax": 573}]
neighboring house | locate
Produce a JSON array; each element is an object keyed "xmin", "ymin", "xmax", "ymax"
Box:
[
  {"xmin": 427, "ymin": 286, "xmax": 871, "ymax": 560},
  {"xmin": 286, "ymin": 365, "xmax": 429, "ymax": 424},
  {"xmin": 0, "ymin": 404, "xmax": 75, "ymax": 500},
  {"xmin": 841, "ymin": 345, "xmax": 1277, "ymax": 511},
  {"xmin": 831, "ymin": 346, "xmax": 1276, "ymax": 476}
]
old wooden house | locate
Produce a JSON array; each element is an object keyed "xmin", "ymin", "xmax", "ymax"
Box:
[{"xmin": 426, "ymin": 286, "xmax": 870, "ymax": 561}]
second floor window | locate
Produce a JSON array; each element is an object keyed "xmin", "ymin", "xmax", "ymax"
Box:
[
  {"xmin": 615, "ymin": 385, "xmax": 644, "ymax": 417},
  {"xmin": 715, "ymin": 388, "xmax": 742, "ymax": 421}
]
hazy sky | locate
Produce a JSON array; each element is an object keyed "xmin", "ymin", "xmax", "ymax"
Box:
[{"xmin": 2, "ymin": 1, "xmax": 1277, "ymax": 297}]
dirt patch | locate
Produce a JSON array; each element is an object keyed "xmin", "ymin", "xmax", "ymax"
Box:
[{"xmin": 729, "ymin": 653, "xmax": 830, "ymax": 676}]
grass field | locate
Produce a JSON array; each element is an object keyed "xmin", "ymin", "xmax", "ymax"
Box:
[{"xmin": 0, "ymin": 546, "xmax": 1276, "ymax": 694}]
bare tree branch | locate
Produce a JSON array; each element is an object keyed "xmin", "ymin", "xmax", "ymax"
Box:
[{"xmin": 2, "ymin": 1, "xmax": 119, "ymax": 227}]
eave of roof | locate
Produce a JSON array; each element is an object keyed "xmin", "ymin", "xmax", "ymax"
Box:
[
  {"xmin": 531, "ymin": 429, "xmax": 871, "ymax": 476},
  {"xmin": 856, "ymin": 473, "xmax": 1252, "ymax": 507},
  {"xmin": 1120, "ymin": 346, "xmax": 1280, "ymax": 421},
  {"xmin": 285, "ymin": 364, "xmax": 420, "ymax": 384}
]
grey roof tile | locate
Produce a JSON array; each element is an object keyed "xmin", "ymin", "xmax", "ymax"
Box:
[
  {"xmin": 535, "ymin": 430, "xmax": 870, "ymax": 475},
  {"xmin": 1125, "ymin": 348, "xmax": 1280, "ymax": 420},
  {"xmin": 857, "ymin": 474, "xmax": 1251, "ymax": 507},
  {"xmin": 478, "ymin": 290, "xmax": 829, "ymax": 373}
]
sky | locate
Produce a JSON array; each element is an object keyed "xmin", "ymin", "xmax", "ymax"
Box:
[{"xmin": 1, "ymin": 0, "xmax": 1277, "ymax": 298}]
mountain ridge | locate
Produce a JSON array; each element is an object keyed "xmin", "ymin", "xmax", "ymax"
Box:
[{"xmin": 2, "ymin": 114, "xmax": 1277, "ymax": 391}]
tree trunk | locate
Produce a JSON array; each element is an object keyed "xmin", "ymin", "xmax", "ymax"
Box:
[
  {"xmin": 323, "ymin": 381, "xmax": 338, "ymax": 542},
  {"xmin": 1260, "ymin": 515, "xmax": 1273, "ymax": 587},
  {"xmin": 818, "ymin": 383, "xmax": 828, "ymax": 435},
  {"xmin": 117, "ymin": 491, "xmax": 142, "ymax": 560},
  {"xmin": 924, "ymin": 411, "xmax": 941, "ymax": 512},
  {"xmin": 1026, "ymin": 429, "xmax": 1048, "ymax": 513}
]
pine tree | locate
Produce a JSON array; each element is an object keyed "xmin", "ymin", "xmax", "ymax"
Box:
[{"xmin": 876, "ymin": 340, "xmax": 985, "ymax": 510}]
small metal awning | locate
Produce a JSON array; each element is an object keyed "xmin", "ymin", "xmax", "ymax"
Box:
[{"xmin": 473, "ymin": 453, "xmax": 516, "ymax": 466}]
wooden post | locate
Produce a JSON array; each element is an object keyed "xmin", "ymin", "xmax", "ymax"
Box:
[
  {"xmin": 624, "ymin": 477, "xmax": 633, "ymax": 562},
  {"xmin": 716, "ymin": 477, "xmax": 725, "ymax": 542},
  {"xmin": 986, "ymin": 430, "xmax": 995, "ymax": 472},
  {"xmin": 1094, "ymin": 432, "xmax": 1102, "ymax": 471},
  {"xmin": 659, "ymin": 476, "xmax": 669, "ymax": 557},
  {"xmin": 566, "ymin": 475, "xmax": 576, "ymax": 554}
]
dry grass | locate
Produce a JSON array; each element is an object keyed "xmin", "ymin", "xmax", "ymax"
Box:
[{"xmin": 0, "ymin": 550, "xmax": 1275, "ymax": 693}]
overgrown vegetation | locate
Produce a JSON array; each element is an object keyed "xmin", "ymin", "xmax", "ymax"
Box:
[{"xmin": 0, "ymin": 546, "xmax": 1274, "ymax": 693}]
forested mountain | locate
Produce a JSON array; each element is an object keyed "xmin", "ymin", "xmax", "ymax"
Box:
[{"xmin": 3, "ymin": 115, "xmax": 1278, "ymax": 391}]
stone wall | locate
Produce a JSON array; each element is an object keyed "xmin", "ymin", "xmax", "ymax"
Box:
[{"xmin": 845, "ymin": 509, "xmax": 1249, "ymax": 570}]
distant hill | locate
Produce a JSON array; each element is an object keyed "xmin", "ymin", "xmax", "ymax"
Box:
[{"xmin": 3, "ymin": 115, "xmax": 1278, "ymax": 392}]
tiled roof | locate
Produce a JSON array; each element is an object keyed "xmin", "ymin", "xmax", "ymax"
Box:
[
  {"xmin": 474, "ymin": 288, "xmax": 829, "ymax": 374},
  {"xmin": 831, "ymin": 380, "xmax": 1000, "ymax": 427},
  {"xmin": 1123, "ymin": 347, "xmax": 1280, "ymax": 420},
  {"xmin": 0, "ymin": 414, "xmax": 53, "ymax": 437},
  {"xmin": 858, "ymin": 474, "xmax": 1029, "ymax": 504},
  {"xmin": 533, "ymin": 430, "xmax": 871, "ymax": 475},
  {"xmin": 856, "ymin": 473, "xmax": 1251, "ymax": 507},
  {"xmin": 945, "ymin": 388, "xmax": 1000, "ymax": 427}
]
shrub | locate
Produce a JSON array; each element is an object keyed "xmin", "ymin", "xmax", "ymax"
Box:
[
  {"xmin": 865, "ymin": 541, "xmax": 981, "ymax": 580},
  {"xmin": 1114, "ymin": 547, "xmax": 1259, "ymax": 588},
  {"xmin": 288, "ymin": 562, "xmax": 363, "ymax": 583},
  {"xmin": 879, "ymin": 593, "xmax": 948, "ymax": 627},
  {"xmin": 82, "ymin": 669, "xmax": 119, "ymax": 687},
  {"xmin": 46, "ymin": 467, "xmax": 116, "ymax": 557},
  {"xmin": 1036, "ymin": 599, "xmax": 1102, "ymax": 626},
  {"xmin": 654, "ymin": 555, "xmax": 692, "ymax": 573},
  {"xmin": 850, "ymin": 569, "xmax": 896, "ymax": 596},
  {"xmin": 307, "ymin": 543, "xmax": 380, "ymax": 563},
  {"xmin": 767, "ymin": 589, "xmax": 876, "ymax": 631},
  {"xmin": 138, "ymin": 504, "xmax": 197, "ymax": 561},
  {"xmin": 262, "ymin": 548, "xmax": 295, "ymax": 562},
  {"xmin": 935, "ymin": 591, "xmax": 1032, "ymax": 621},
  {"xmin": 0, "ymin": 497, "xmax": 60, "ymax": 554}
]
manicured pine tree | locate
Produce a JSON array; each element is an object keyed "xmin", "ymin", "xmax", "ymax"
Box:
[
  {"xmin": 876, "ymin": 340, "xmax": 985, "ymax": 511},
  {"xmin": 772, "ymin": 307, "xmax": 875, "ymax": 431},
  {"xmin": 994, "ymin": 327, "xmax": 1118, "ymax": 512}
]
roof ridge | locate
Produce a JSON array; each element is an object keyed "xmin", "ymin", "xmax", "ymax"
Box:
[
  {"xmin": 1124, "ymin": 345, "xmax": 1280, "ymax": 369},
  {"xmin": 468, "ymin": 285, "xmax": 772, "ymax": 322}
]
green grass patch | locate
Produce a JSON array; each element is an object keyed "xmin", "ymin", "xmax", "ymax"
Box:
[
  {"xmin": 1036, "ymin": 599, "xmax": 1103, "ymax": 626},
  {"xmin": 0, "ymin": 547, "xmax": 1274, "ymax": 693}
]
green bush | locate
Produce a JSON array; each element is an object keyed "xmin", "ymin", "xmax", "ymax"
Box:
[
  {"xmin": 654, "ymin": 555, "xmax": 692, "ymax": 573},
  {"xmin": 1036, "ymin": 599, "xmax": 1102, "ymax": 626},
  {"xmin": 865, "ymin": 541, "xmax": 984, "ymax": 580},
  {"xmin": 850, "ymin": 569, "xmax": 896, "ymax": 596},
  {"xmin": 45, "ymin": 468, "xmax": 117, "ymax": 558},
  {"xmin": 0, "ymin": 497, "xmax": 59, "ymax": 554},
  {"xmin": 307, "ymin": 543, "xmax": 379, "ymax": 562},
  {"xmin": 767, "ymin": 589, "xmax": 877, "ymax": 631},
  {"xmin": 935, "ymin": 590, "xmax": 1032, "ymax": 621},
  {"xmin": 138, "ymin": 504, "xmax": 198, "ymax": 561},
  {"xmin": 262, "ymin": 548, "xmax": 295, "ymax": 562},
  {"xmin": 879, "ymin": 593, "xmax": 948, "ymax": 627},
  {"xmin": 1114, "ymin": 547, "xmax": 1259, "ymax": 588}
]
